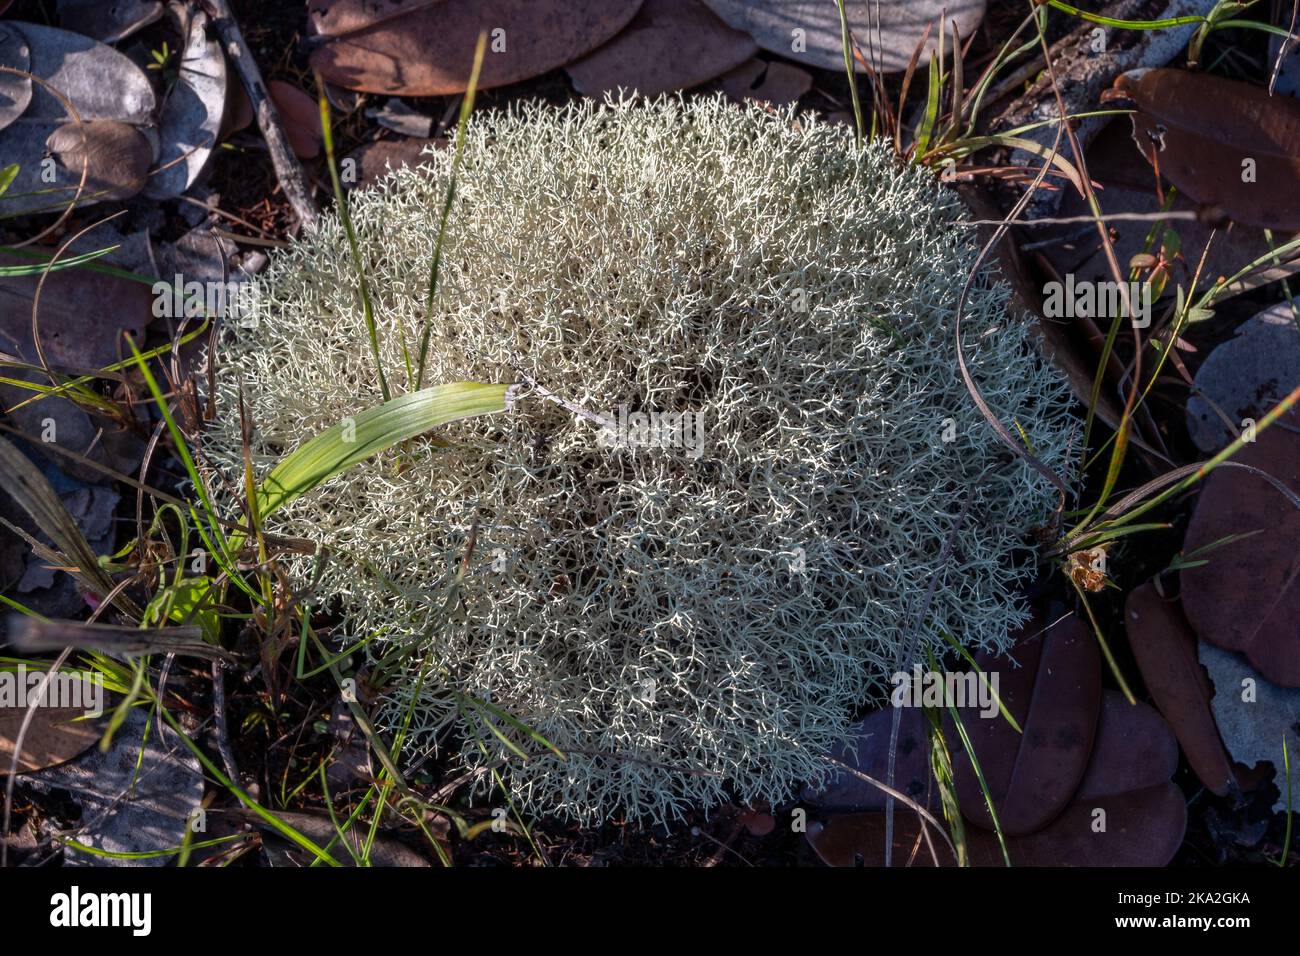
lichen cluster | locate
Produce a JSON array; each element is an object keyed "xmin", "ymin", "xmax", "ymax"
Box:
[{"xmin": 203, "ymin": 97, "xmax": 1077, "ymax": 822}]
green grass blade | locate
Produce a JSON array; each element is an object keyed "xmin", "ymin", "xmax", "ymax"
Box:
[
  {"xmin": 253, "ymin": 381, "xmax": 508, "ymax": 521},
  {"xmin": 0, "ymin": 246, "xmax": 115, "ymax": 277},
  {"xmin": 415, "ymin": 32, "xmax": 487, "ymax": 392},
  {"xmin": 316, "ymin": 73, "xmax": 392, "ymax": 401}
]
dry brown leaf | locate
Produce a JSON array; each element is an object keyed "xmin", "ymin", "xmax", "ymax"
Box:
[
  {"xmin": 307, "ymin": 0, "xmax": 643, "ymax": 96},
  {"xmin": 1114, "ymin": 68, "xmax": 1300, "ymax": 231}
]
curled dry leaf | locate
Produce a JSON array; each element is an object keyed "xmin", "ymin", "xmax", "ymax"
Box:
[
  {"xmin": 25, "ymin": 707, "xmax": 203, "ymax": 867},
  {"xmin": 566, "ymin": 0, "xmax": 756, "ymax": 99},
  {"xmin": 46, "ymin": 119, "xmax": 153, "ymax": 201},
  {"xmin": 267, "ymin": 79, "xmax": 323, "ymax": 160},
  {"xmin": 807, "ymin": 693, "xmax": 1187, "ymax": 867},
  {"xmin": 1113, "ymin": 68, "xmax": 1300, "ymax": 231},
  {"xmin": 307, "ymin": 0, "xmax": 643, "ymax": 96},
  {"xmin": 1180, "ymin": 410, "xmax": 1300, "ymax": 686},
  {"xmin": 700, "ymin": 0, "xmax": 985, "ymax": 74},
  {"xmin": 1125, "ymin": 582, "xmax": 1236, "ymax": 796}
]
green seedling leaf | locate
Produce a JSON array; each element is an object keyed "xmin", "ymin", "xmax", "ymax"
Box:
[
  {"xmin": 0, "ymin": 164, "xmax": 18, "ymax": 198},
  {"xmin": 0, "ymin": 245, "xmax": 115, "ymax": 277},
  {"xmin": 143, "ymin": 576, "xmax": 221, "ymax": 644},
  {"xmin": 253, "ymin": 381, "xmax": 509, "ymax": 521}
]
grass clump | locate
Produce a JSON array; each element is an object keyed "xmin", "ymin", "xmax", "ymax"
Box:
[{"xmin": 203, "ymin": 96, "xmax": 1077, "ymax": 823}]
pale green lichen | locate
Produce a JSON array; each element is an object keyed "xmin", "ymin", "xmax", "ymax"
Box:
[{"xmin": 203, "ymin": 97, "xmax": 1077, "ymax": 823}]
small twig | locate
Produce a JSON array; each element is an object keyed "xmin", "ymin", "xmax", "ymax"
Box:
[
  {"xmin": 211, "ymin": 660, "xmax": 242, "ymax": 785},
  {"xmin": 200, "ymin": 0, "xmax": 320, "ymax": 231}
]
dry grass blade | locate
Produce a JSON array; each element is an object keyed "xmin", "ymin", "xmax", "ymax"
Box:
[
  {"xmin": 7, "ymin": 618, "xmax": 234, "ymax": 661},
  {"xmin": 0, "ymin": 435, "xmax": 139, "ymax": 618}
]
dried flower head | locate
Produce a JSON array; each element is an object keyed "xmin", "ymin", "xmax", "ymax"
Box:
[{"xmin": 204, "ymin": 97, "xmax": 1077, "ymax": 823}]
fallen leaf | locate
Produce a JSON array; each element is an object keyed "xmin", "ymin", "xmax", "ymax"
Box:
[
  {"xmin": 700, "ymin": 0, "xmax": 985, "ymax": 74},
  {"xmin": 57, "ymin": 0, "xmax": 162, "ymax": 43},
  {"xmin": 1199, "ymin": 642, "xmax": 1300, "ymax": 814},
  {"xmin": 308, "ymin": 0, "xmax": 643, "ymax": 96},
  {"xmin": 218, "ymin": 68, "xmax": 253, "ymax": 139},
  {"xmin": 1125, "ymin": 582, "xmax": 1235, "ymax": 796},
  {"xmin": 945, "ymin": 614, "xmax": 1101, "ymax": 836},
  {"xmin": 0, "ymin": 252, "xmax": 152, "ymax": 371},
  {"xmin": 27, "ymin": 707, "xmax": 204, "ymax": 866},
  {"xmin": 145, "ymin": 8, "xmax": 226, "ymax": 199},
  {"xmin": 738, "ymin": 806, "xmax": 775, "ymax": 837},
  {"xmin": 1180, "ymin": 412, "xmax": 1300, "ymax": 686},
  {"xmin": 566, "ymin": 0, "xmax": 756, "ymax": 99},
  {"xmin": 268, "ymin": 79, "xmax": 323, "ymax": 160},
  {"xmin": 802, "ymin": 704, "xmax": 934, "ymax": 813},
  {"xmin": 245, "ymin": 810, "xmax": 431, "ymax": 867},
  {"xmin": 46, "ymin": 118, "xmax": 153, "ymax": 201},
  {"xmin": 342, "ymin": 136, "xmax": 444, "ymax": 191},
  {"xmin": 0, "ymin": 699, "xmax": 102, "ymax": 774},
  {"xmin": 0, "ymin": 21, "xmax": 157, "ymax": 216},
  {"xmin": 1038, "ymin": 120, "xmax": 1275, "ymax": 310},
  {"xmin": 1185, "ymin": 301, "xmax": 1300, "ymax": 452},
  {"xmin": 708, "ymin": 57, "xmax": 811, "ymax": 107},
  {"xmin": 3, "ymin": 21, "xmax": 155, "ymax": 122},
  {"xmin": 0, "ymin": 22, "xmax": 32, "ymax": 132},
  {"xmin": 807, "ymin": 693, "xmax": 1186, "ymax": 866},
  {"xmin": 1114, "ymin": 68, "xmax": 1300, "ymax": 231}
]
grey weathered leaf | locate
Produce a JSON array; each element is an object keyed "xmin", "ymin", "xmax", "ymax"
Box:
[
  {"xmin": 145, "ymin": 9, "xmax": 226, "ymax": 199},
  {"xmin": 57, "ymin": 0, "xmax": 163, "ymax": 44},
  {"xmin": 1200, "ymin": 642, "xmax": 1300, "ymax": 814},
  {"xmin": 700, "ymin": 0, "xmax": 985, "ymax": 73},
  {"xmin": 0, "ymin": 22, "xmax": 33, "ymax": 133}
]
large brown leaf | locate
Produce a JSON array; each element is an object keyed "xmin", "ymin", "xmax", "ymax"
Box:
[
  {"xmin": 946, "ymin": 614, "xmax": 1101, "ymax": 836},
  {"xmin": 0, "ymin": 699, "xmax": 102, "ymax": 774},
  {"xmin": 0, "ymin": 252, "xmax": 151, "ymax": 372},
  {"xmin": 307, "ymin": 0, "xmax": 644, "ymax": 96},
  {"xmin": 566, "ymin": 0, "xmax": 756, "ymax": 99},
  {"xmin": 1114, "ymin": 68, "xmax": 1300, "ymax": 231},
  {"xmin": 808, "ymin": 693, "xmax": 1186, "ymax": 867},
  {"xmin": 46, "ymin": 119, "xmax": 153, "ymax": 201},
  {"xmin": 1180, "ymin": 412, "xmax": 1300, "ymax": 686},
  {"xmin": 1125, "ymin": 582, "xmax": 1235, "ymax": 796}
]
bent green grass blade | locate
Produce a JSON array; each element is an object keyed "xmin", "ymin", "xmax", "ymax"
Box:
[{"xmin": 252, "ymin": 381, "xmax": 508, "ymax": 522}]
